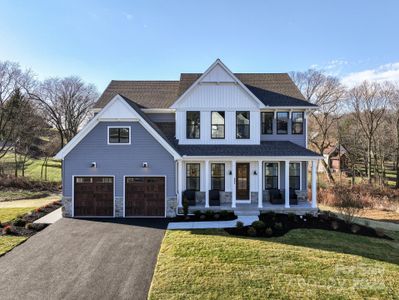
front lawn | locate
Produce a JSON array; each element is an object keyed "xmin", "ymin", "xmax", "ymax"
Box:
[
  {"xmin": 149, "ymin": 229, "xmax": 399, "ymax": 299},
  {"xmin": 0, "ymin": 207, "xmax": 35, "ymax": 223},
  {"xmin": 0, "ymin": 236, "xmax": 27, "ymax": 256}
]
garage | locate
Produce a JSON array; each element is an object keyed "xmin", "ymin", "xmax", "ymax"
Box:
[
  {"xmin": 125, "ymin": 177, "xmax": 165, "ymax": 217},
  {"xmin": 73, "ymin": 176, "xmax": 114, "ymax": 217}
]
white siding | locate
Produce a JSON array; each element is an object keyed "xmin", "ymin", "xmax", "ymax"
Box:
[{"xmin": 201, "ymin": 64, "xmax": 236, "ymax": 82}]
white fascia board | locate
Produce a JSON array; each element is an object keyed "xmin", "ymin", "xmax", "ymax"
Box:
[
  {"xmin": 181, "ymin": 155, "xmax": 324, "ymax": 161},
  {"xmin": 141, "ymin": 108, "xmax": 175, "ymax": 113},
  {"xmin": 261, "ymin": 106, "xmax": 318, "ymax": 111},
  {"xmin": 55, "ymin": 94, "xmax": 181, "ymax": 160},
  {"xmin": 170, "ymin": 59, "xmax": 265, "ymax": 109}
]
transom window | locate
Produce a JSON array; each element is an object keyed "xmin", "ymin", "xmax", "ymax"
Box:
[
  {"xmin": 186, "ymin": 111, "xmax": 200, "ymax": 139},
  {"xmin": 277, "ymin": 112, "xmax": 289, "ymax": 134},
  {"xmin": 211, "ymin": 111, "xmax": 225, "ymax": 139},
  {"xmin": 265, "ymin": 162, "xmax": 278, "ymax": 189},
  {"xmin": 186, "ymin": 163, "xmax": 200, "ymax": 191},
  {"xmin": 261, "ymin": 112, "xmax": 274, "ymax": 134},
  {"xmin": 236, "ymin": 111, "xmax": 250, "ymax": 139},
  {"xmin": 108, "ymin": 127, "xmax": 130, "ymax": 144},
  {"xmin": 292, "ymin": 112, "xmax": 304, "ymax": 134},
  {"xmin": 211, "ymin": 163, "xmax": 225, "ymax": 191},
  {"xmin": 289, "ymin": 162, "xmax": 301, "ymax": 190}
]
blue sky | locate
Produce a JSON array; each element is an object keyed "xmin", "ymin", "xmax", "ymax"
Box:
[{"xmin": 1, "ymin": 0, "xmax": 399, "ymax": 91}]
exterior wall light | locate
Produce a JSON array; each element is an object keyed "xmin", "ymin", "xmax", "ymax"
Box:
[
  {"xmin": 91, "ymin": 162, "xmax": 97, "ymax": 168},
  {"xmin": 253, "ymin": 170, "xmax": 257, "ymax": 175},
  {"xmin": 229, "ymin": 170, "xmax": 232, "ymax": 175},
  {"xmin": 142, "ymin": 162, "xmax": 149, "ymax": 168}
]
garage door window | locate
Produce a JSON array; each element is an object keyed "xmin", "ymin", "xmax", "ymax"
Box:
[
  {"xmin": 108, "ymin": 126, "xmax": 130, "ymax": 144},
  {"xmin": 76, "ymin": 177, "xmax": 93, "ymax": 183}
]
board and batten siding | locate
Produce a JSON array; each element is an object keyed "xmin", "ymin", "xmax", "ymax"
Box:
[{"xmin": 63, "ymin": 121, "xmax": 176, "ymax": 197}]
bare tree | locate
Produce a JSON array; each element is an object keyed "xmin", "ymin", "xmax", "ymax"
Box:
[
  {"xmin": 349, "ymin": 81, "xmax": 391, "ymax": 184},
  {"xmin": 31, "ymin": 76, "xmax": 98, "ymax": 149},
  {"xmin": 291, "ymin": 69, "xmax": 346, "ymax": 183},
  {"xmin": 387, "ymin": 83, "xmax": 399, "ymax": 187}
]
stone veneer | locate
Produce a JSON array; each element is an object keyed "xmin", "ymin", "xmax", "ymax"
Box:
[
  {"xmin": 166, "ymin": 196, "xmax": 177, "ymax": 217},
  {"xmin": 220, "ymin": 191, "xmax": 232, "ymax": 204},
  {"xmin": 62, "ymin": 196, "xmax": 72, "ymax": 217},
  {"xmin": 250, "ymin": 192, "xmax": 258, "ymax": 204},
  {"xmin": 115, "ymin": 197, "xmax": 123, "ymax": 217}
]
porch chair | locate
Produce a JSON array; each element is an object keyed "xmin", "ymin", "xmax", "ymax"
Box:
[
  {"xmin": 183, "ymin": 190, "xmax": 196, "ymax": 206},
  {"xmin": 209, "ymin": 189, "xmax": 220, "ymax": 206},
  {"xmin": 289, "ymin": 188, "xmax": 298, "ymax": 205},
  {"xmin": 269, "ymin": 189, "xmax": 284, "ymax": 205}
]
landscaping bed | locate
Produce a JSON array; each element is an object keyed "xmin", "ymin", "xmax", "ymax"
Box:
[
  {"xmin": 173, "ymin": 210, "xmax": 237, "ymax": 222},
  {"xmin": 226, "ymin": 212, "xmax": 392, "ymax": 240}
]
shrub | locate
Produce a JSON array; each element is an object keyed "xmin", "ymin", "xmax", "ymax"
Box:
[
  {"xmin": 350, "ymin": 224, "xmax": 361, "ymax": 234},
  {"xmin": 274, "ymin": 222, "xmax": 283, "ymax": 230},
  {"xmin": 213, "ymin": 213, "xmax": 220, "ymax": 220},
  {"xmin": 331, "ymin": 184, "xmax": 364, "ymax": 224},
  {"xmin": 265, "ymin": 227, "xmax": 273, "ymax": 236},
  {"xmin": 25, "ymin": 223, "xmax": 34, "ymax": 230},
  {"xmin": 25, "ymin": 223, "xmax": 46, "ymax": 231},
  {"xmin": 251, "ymin": 220, "xmax": 266, "ymax": 231},
  {"xmin": 0, "ymin": 221, "xmax": 2, "ymax": 228},
  {"xmin": 0, "ymin": 175, "xmax": 60, "ymax": 191},
  {"xmin": 287, "ymin": 213, "xmax": 297, "ymax": 223},
  {"xmin": 193, "ymin": 210, "xmax": 202, "ymax": 218},
  {"xmin": 247, "ymin": 227, "xmax": 257, "ymax": 237},
  {"xmin": 13, "ymin": 218, "xmax": 26, "ymax": 227},
  {"xmin": 331, "ymin": 220, "xmax": 340, "ymax": 230},
  {"xmin": 35, "ymin": 207, "xmax": 44, "ymax": 213},
  {"xmin": 375, "ymin": 228, "xmax": 385, "ymax": 238},
  {"xmin": 236, "ymin": 221, "xmax": 244, "ymax": 228},
  {"xmin": 220, "ymin": 210, "xmax": 229, "ymax": 219},
  {"xmin": 2, "ymin": 225, "xmax": 13, "ymax": 235},
  {"xmin": 182, "ymin": 196, "xmax": 189, "ymax": 217},
  {"xmin": 199, "ymin": 214, "xmax": 206, "ymax": 220},
  {"xmin": 205, "ymin": 210, "xmax": 214, "ymax": 218}
]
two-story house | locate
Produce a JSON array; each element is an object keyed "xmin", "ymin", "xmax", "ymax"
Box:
[{"xmin": 55, "ymin": 59, "xmax": 322, "ymax": 218}]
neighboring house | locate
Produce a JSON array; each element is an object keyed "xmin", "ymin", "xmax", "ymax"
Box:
[
  {"xmin": 55, "ymin": 59, "xmax": 322, "ymax": 218},
  {"xmin": 319, "ymin": 145, "xmax": 349, "ymax": 173}
]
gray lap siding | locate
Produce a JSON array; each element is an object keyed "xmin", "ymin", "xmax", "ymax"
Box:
[{"xmin": 63, "ymin": 121, "xmax": 176, "ymax": 198}]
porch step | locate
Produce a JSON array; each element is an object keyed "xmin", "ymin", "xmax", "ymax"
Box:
[{"xmin": 235, "ymin": 210, "xmax": 260, "ymax": 216}]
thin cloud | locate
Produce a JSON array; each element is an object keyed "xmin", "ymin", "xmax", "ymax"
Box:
[
  {"xmin": 123, "ymin": 12, "xmax": 133, "ymax": 21},
  {"xmin": 342, "ymin": 62, "xmax": 399, "ymax": 87}
]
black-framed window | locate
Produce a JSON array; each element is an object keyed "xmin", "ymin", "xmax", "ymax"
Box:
[
  {"xmin": 289, "ymin": 162, "xmax": 301, "ymax": 190},
  {"xmin": 186, "ymin": 111, "xmax": 200, "ymax": 139},
  {"xmin": 186, "ymin": 163, "xmax": 200, "ymax": 191},
  {"xmin": 277, "ymin": 112, "xmax": 289, "ymax": 134},
  {"xmin": 261, "ymin": 112, "xmax": 274, "ymax": 134},
  {"xmin": 265, "ymin": 162, "xmax": 278, "ymax": 189},
  {"xmin": 236, "ymin": 111, "xmax": 250, "ymax": 139},
  {"xmin": 108, "ymin": 127, "xmax": 130, "ymax": 144},
  {"xmin": 211, "ymin": 111, "xmax": 225, "ymax": 139},
  {"xmin": 211, "ymin": 163, "xmax": 225, "ymax": 191},
  {"xmin": 292, "ymin": 112, "xmax": 304, "ymax": 134}
]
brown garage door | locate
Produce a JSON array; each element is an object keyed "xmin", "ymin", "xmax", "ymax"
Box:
[
  {"xmin": 125, "ymin": 177, "xmax": 165, "ymax": 217},
  {"xmin": 74, "ymin": 177, "xmax": 114, "ymax": 217}
]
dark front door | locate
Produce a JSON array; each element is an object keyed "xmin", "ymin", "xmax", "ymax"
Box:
[
  {"xmin": 74, "ymin": 177, "xmax": 114, "ymax": 217},
  {"xmin": 236, "ymin": 163, "xmax": 250, "ymax": 200},
  {"xmin": 125, "ymin": 177, "xmax": 165, "ymax": 217}
]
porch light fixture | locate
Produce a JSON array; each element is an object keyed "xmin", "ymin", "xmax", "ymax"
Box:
[
  {"xmin": 229, "ymin": 170, "xmax": 232, "ymax": 175},
  {"xmin": 253, "ymin": 170, "xmax": 257, "ymax": 175},
  {"xmin": 142, "ymin": 162, "xmax": 149, "ymax": 168},
  {"xmin": 91, "ymin": 162, "xmax": 97, "ymax": 168}
]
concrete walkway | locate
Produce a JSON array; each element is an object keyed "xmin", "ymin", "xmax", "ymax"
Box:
[
  {"xmin": 168, "ymin": 215, "xmax": 258, "ymax": 229},
  {"xmin": 33, "ymin": 207, "xmax": 63, "ymax": 224}
]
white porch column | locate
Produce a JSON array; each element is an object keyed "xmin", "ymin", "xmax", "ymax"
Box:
[
  {"xmin": 231, "ymin": 160, "xmax": 236, "ymax": 208},
  {"xmin": 205, "ymin": 160, "xmax": 210, "ymax": 208},
  {"xmin": 177, "ymin": 160, "xmax": 183, "ymax": 208},
  {"xmin": 258, "ymin": 160, "xmax": 263, "ymax": 208},
  {"xmin": 285, "ymin": 160, "xmax": 290, "ymax": 208},
  {"xmin": 312, "ymin": 160, "xmax": 317, "ymax": 208}
]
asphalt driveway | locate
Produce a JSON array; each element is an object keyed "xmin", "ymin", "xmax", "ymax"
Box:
[{"xmin": 0, "ymin": 218, "xmax": 168, "ymax": 300}]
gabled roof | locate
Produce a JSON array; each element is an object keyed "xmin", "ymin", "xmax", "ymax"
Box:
[{"xmin": 94, "ymin": 61, "xmax": 317, "ymax": 109}]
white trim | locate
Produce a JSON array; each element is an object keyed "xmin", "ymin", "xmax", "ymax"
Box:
[
  {"xmin": 107, "ymin": 126, "xmax": 131, "ymax": 145},
  {"xmin": 170, "ymin": 59, "xmax": 265, "ymax": 109},
  {"xmin": 261, "ymin": 106, "xmax": 318, "ymax": 110},
  {"xmin": 72, "ymin": 175, "xmax": 116, "ymax": 218},
  {"xmin": 123, "ymin": 175, "xmax": 167, "ymax": 218},
  {"xmin": 55, "ymin": 94, "xmax": 181, "ymax": 160},
  {"xmin": 181, "ymin": 155, "xmax": 323, "ymax": 161},
  {"xmin": 141, "ymin": 108, "xmax": 176, "ymax": 113},
  {"xmin": 311, "ymin": 160, "xmax": 318, "ymax": 208}
]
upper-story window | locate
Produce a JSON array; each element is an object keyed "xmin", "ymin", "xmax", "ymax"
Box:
[
  {"xmin": 186, "ymin": 111, "xmax": 200, "ymax": 139},
  {"xmin": 211, "ymin": 111, "xmax": 225, "ymax": 139},
  {"xmin": 277, "ymin": 112, "xmax": 289, "ymax": 134},
  {"xmin": 261, "ymin": 112, "xmax": 273, "ymax": 134},
  {"xmin": 292, "ymin": 112, "xmax": 304, "ymax": 134},
  {"xmin": 108, "ymin": 126, "xmax": 130, "ymax": 144},
  {"xmin": 236, "ymin": 111, "xmax": 250, "ymax": 139}
]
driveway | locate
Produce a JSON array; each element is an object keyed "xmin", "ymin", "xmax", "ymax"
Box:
[{"xmin": 0, "ymin": 218, "xmax": 168, "ymax": 300}]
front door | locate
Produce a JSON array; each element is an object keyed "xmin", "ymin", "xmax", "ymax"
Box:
[{"xmin": 236, "ymin": 163, "xmax": 250, "ymax": 200}]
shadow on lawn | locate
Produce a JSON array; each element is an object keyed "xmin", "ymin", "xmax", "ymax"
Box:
[{"xmin": 190, "ymin": 228, "xmax": 399, "ymax": 266}]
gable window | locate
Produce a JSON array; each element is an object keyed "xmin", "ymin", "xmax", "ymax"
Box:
[
  {"xmin": 289, "ymin": 162, "xmax": 301, "ymax": 190},
  {"xmin": 186, "ymin": 111, "xmax": 200, "ymax": 139},
  {"xmin": 292, "ymin": 112, "xmax": 304, "ymax": 134},
  {"xmin": 236, "ymin": 111, "xmax": 250, "ymax": 139},
  {"xmin": 108, "ymin": 127, "xmax": 130, "ymax": 144},
  {"xmin": 186, "ymin": 163, "xmax": 200, "ymax": 191},
  {"xmin": 211, "ymin": 111, "xmax": 225, "ymax": 139},
  {"xmin": 261, "ymin": 112, "xmax": 274, "ymax": 134},
  {"xmin": 276, "ymin": 112, "xmax": 289, "ymax": 134},
  {"xmin": 211, "ymin": 163, "xmax": 225, "ymax": 191},
  {"xmin": 265, "ymin": 162, "xmax": 279, "ymax": 189}
]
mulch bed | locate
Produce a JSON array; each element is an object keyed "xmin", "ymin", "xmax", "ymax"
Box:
[
  {"xmin": 172, "ymin": 210, "xmax": 237, "ymax": 222},
  {"xmin": 0, "ymin": 201, "xmax": 62, "ymax": 237},
  {"xmin": 226, "ymin": 212, "xmax": 393, "ymax": 240}
]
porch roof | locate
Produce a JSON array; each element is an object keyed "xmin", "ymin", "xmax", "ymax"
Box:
[{"xmin": 176, "ymin": 141, "xmax": 321, "ymax": 158}]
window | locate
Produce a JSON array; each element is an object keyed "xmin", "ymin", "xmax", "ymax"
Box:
[
  {"xmin": 276, "ymin": 112, "xmax": 289, "ymax": 134},
  {"xmin": 264, "ymin": 163, "xmax": 278, "ymax": 189},
  {"xmin": 211, "ymin": 163, "xmax": 225, "ymax": 190},
  {"xmin": 76, "ymin": 177, "xmax": 93, "ymax": 183},
  {"xmin": 261, "ymin": 112, "xmax": 274, "ymax": 134},
  {"xmin": 186, "ymin": 163, "xmax": 200, "ymax": 191},
  {"xmin": 108, "ymin": 127, "xmax": 130, "ymax": 144},
  {"xmin": 211, "ymin": 111, "xmax": 225, "ymax": 139},
  {"xmin": 186, "ymin": 111, "xmax": 200, "ymax": 139},
  {"xmin": 292, "ymin": 112, "xmax": 304, "ymax": 134},
  {"xmin": 236, "ymin": 111, "xmax": 250, "ymax": 139},
  {"xmin": 289, "ymin": 162, "xmax": 301, "ymax": 190}
]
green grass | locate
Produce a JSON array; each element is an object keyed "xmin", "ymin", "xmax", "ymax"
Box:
[
  {"xmin": 0, "ymin": 207, "xmax": 35, "ymax": 223},
  {"xmin": 0, "ymin": 236, "xmax": 27, "ymax": 256},
  {"xmin": 149, "ymin": 229, "xmax": 399, "ymax": 299},
  {"xmin": 0, "ymin": 189, "xmax": 50, "ymax": 201}
]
